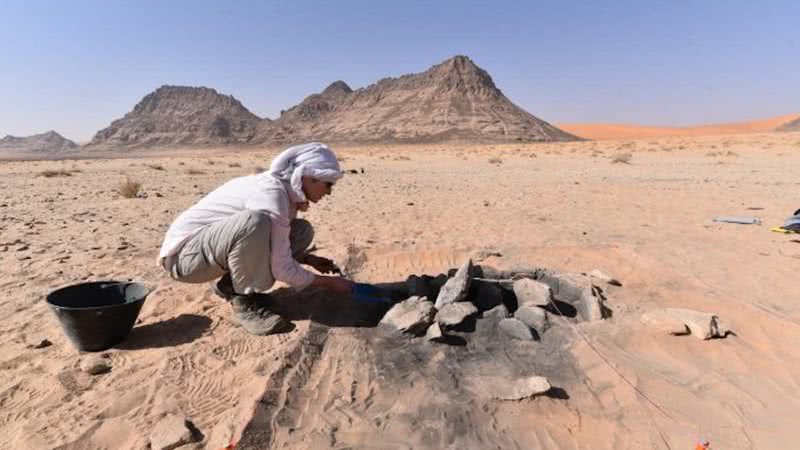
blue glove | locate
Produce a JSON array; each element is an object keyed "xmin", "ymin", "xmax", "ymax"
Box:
[{"xmin": 351, "ymin": 283, "xmax": 393, "ymax": 304}]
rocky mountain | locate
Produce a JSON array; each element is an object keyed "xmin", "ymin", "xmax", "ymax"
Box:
[
  {"xmin": 85, "ymin": 56, "xmax": 577, "ymax": 148},
  {"xmin": 0, "ymin": 131, "xmax": 78, "ymax": 153},
  {"xmin": 253, "ymin": 55, "xmax": 578, "ymax": 144},
  {"xmin": 87, "ymin": 86, "xmax": 261, "ymax": 148},
  {"xmin": 776, "ymin": 116, "xmax": 800, "ymax": 132}
]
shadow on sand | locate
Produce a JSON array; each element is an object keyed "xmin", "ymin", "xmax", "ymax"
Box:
[
  {"xmin": 117, "ymin": 313, "xmax": 212, "ymax": 349},
  {"xmin": 260, "ymin": 287, "xmax": 394, "ymax": 328}
]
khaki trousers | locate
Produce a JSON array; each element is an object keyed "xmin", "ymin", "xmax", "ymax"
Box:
[{"xmin": 162, "ymin": 210, "xmax": 313, "ymax": 294}]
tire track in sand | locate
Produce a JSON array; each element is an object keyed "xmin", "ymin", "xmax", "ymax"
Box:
[{"xmin": 237, "ymin": 322, "xmax": 329, "ymax": 450}]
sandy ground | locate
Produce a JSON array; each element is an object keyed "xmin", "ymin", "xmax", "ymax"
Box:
[
  {"xmin": 1, "ymin": 132, "xmax": 800, "ymax": 449},
  {"xmin": 558, "ymin": 113, "xmax": 799, "ymax": 140}
]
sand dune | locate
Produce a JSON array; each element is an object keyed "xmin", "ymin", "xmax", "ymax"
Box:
[
  {"xmin": 558, "ymin": 113, "xmax": 800, "ymax": 140},
  {"xmin": 1, "ymin": 133, "xmax": 799, "ymax": 449}
]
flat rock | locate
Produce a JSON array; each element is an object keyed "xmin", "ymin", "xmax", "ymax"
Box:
[
  {"xmin": 512, "ymin": 279, "xmax": 553, "ymax": 307},
  {"xmin": 587, "ymin": 269, "xmax": 622, "ymax": 286},
  {"xmin": 149, "ymin": 414, "xmax": 197, "ymax": 450},
  {"xmin": 641, "ymin": 308, "xmax": 728, "ymax": 339},
  {"xmin": 380, "ymin": 296, "xmax": 436, "ymax": 336},
  {"xmin": 434, "ymin": 259, "xmax": 473, "ymax": 309},
  {"xmin": 435, "ymin": 302, "xmax": 478, "ymax": 328},
  {"xmin": 483, "ymin": 304, "xmax": 509, "ymax": 320},
  {"xmin": 80, "ymin": 355, "xmax": 111, "ymax": 375},
  {"xmin": 487, "ymin": 375, "xmax": 551, "ymax": 400},
  {"xmin": 532, "ymin": 271, "xmax": 587, "ymax": 305},
  {"xmin": 577, "ymin": 286, "xmax": 610, "ymax": 321},
  {"xmin": 498, "ymin": 318, "xmax": 534, "ymax": 340},
  {"xmin": 425, "ymin": 323, "xmax": 443, "ymax": 341},
  {"xmin": 514, "ymin": 306, "xmax": 549, "ymax": 333}
]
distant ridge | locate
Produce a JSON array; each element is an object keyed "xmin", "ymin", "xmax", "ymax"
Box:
[
  {"xmin": 87, "ymin": 56, "xmax": 576, "ymax": 148},
  {"xmin": 776, "ymin": 116, "xmax": 800, "ymax": 132},
  {"xmin": 254, "ymin": 55, "xmax": 577, "ymax": 144},
  {"xmin": 0, "ymin": 130, "xmax": 78, "ymax": 153},
  {"xmin": 87, "ymin": 85, "xmax": 261, "ymax": 148}
]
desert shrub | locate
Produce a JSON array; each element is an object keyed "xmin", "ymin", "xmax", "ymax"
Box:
[
  {"xmin": 118, "ymin": 177, "xmax": 142, "ymax": 198},
  {"xmin": 185, "ymin": 168, "xmax": 206, "ymax": 175},
  {"xmin": 253, "ymin": 166, "xmax": 266, "ymax": 174},
  {"xmin": 610, "ymin": 152, "xmax": 632, "ymax": 164},
  {"xmin": 145, "ymin": 164, "xmax": 165, "ymax": 170},
  {"xmin": 488, "ymin": 157, "xmax": 503, "ymax": 165},
  {"xmin": 38, "ymin": 169, "xmax": 72, "ymax": 178},
  {"xmin": 228, "ymin": 162, "xmax": 242, "ymax": 168}
]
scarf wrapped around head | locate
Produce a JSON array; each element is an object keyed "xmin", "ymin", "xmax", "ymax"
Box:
[{"xmin": 268, "ymin": 142, "xmax": 343, "ymax": 203}]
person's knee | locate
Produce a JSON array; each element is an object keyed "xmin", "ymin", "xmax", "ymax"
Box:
[
  {"xmin": 242, "ymin": 210, "xmax": 272, "ymax": 234},
  {"xmin": 290, "ymin": 219, "xmax": 314, "ymax": 253},
  {"xmin": 291, "ymin": 218, "xmax": 314, "ymax": 238}
]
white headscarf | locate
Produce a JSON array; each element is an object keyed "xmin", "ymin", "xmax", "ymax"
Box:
[{"xmin": 268, "ymin": 142, "xmax": 343, "ymax": 203}]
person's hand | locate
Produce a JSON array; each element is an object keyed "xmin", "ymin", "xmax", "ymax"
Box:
[
  {"xmin": 312, "ymin": 275, "xmax": 353, "ymax": 296},
  {"xmin": 304, "ymin": 254, "xmax": 342, "ymax": 274}
]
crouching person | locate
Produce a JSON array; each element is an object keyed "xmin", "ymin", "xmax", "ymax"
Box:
[{"xmin": 157, "ymin": 143, "xmax": 353, "ymax": 335}]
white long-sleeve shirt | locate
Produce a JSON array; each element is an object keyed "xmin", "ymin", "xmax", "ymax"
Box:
[{"xmin": 157, "ymin": 173, "xmax": 315, "ymax": 289}]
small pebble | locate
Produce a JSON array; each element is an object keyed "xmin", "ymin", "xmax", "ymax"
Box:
[
  {"xmin": 32, "ymin": 338, "xmax": 52, "ymax": 349},
  {"xmin": 80, "ymin": 355, "xmax": 112, "ymax": 375}
]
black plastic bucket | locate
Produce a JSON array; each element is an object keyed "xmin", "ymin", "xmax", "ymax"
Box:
[{"xmin": 46, "ymin": 281, "xmax": 151, "ymax": 352}]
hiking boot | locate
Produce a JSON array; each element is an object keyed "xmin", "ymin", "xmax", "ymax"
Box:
[
  {"xmin": 230, "ymin": 295, "xmax": 294, "ymax": 335},
  {"xmin": 213, "ymin": 273, "xmax": 236, "ymax": 301}
]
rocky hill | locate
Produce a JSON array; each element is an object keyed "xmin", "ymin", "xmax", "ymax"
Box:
[
  {"xmin": 0, "ymin": 131, "xmax": 78, "ymax": 153},
  {"xmin": 776, "ymin": 116, "xmax": 800, "ymax": 132},
  {"xmin": 85, "ymin": 56, "xmax": 577, "ymax": 148},
  {"xmin": 255, "ymin": 55, "xmax": 577, "ymax": 144},
  {"xmin": 87, "ymin": 86, "xmax": 261, "ymax": 148}
]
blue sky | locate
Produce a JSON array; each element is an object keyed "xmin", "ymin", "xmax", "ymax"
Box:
[{"xmin": 1, "ymin": 0, "xmax": 798, "ymax": 141}]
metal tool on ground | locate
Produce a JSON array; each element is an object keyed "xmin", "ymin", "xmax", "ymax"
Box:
[{"xmin": 712, "ymin": 216, "xmax": 761, "ymax": 225}]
